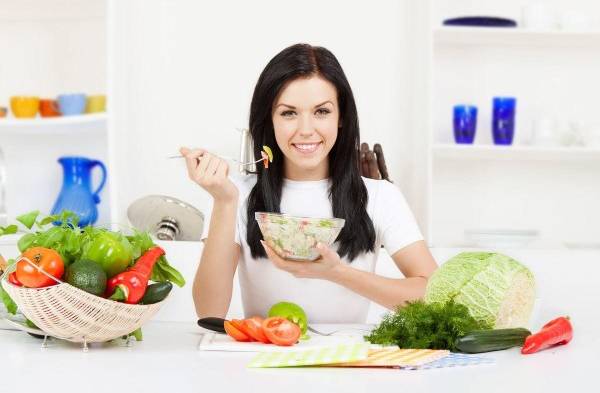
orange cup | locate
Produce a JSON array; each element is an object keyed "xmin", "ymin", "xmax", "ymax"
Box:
[
  {"xmin": 10, "ymin": 96, "xmax": 40, "ymax": 118},
  {"xmin": 40, "ymin": 99, "xmax": 61, "ymax": 117},
  {"xmin": 0, "ymin": 107, "xmax": 6, "ymax": 118}
]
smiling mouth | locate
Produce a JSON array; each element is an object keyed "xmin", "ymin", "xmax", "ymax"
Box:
[{"xmin": 292, "ymin": 142, "xmax": 322, "ymax": 154}]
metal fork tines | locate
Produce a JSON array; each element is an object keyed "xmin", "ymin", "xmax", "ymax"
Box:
[{"xmin": 307, "ymin": 326, "xmax": 372, "ymax": 336}]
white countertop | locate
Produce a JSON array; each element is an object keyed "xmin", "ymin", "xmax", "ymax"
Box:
[
  {"xmin": 1, "ymin": 240, "xmax": 599, "ymax": 392},
  {"xmin": 0, "ymin": 318, "xmax": 598, "ymax": 393}
]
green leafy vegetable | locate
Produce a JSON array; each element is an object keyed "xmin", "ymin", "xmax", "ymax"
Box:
[
  {"xmin": 1, "ymin": 259, "xmax": 17, "ymax": 314},
  {"xmin": 127, "ymin": 230, "xmax": 186, "ymax": 287},
  {"xmin": 17, "ymin": 233, "xmax": 36, "ymax": 253},
  {"xmin": 132, "ymin": 327, "xmax": 143, "ymax": 341},
  {"xmin": 0, "ymin": 225, "xmax": 18, "ymax": 236},
  {"xmin": 365, "ymin": 300, "xmax": 490, "ymax": 352},
  {"xmin": 425, "ymin": 252, "xmax": 536, "ymax": 328},
  {"xmin": 38, "ymin": 214, "xmax": 60, "ymax": 227},
  {"xmin": 123, "ymin": 327, "xmax": 143, "ymax": 341},
  {"xmin": 127, "ymin": 230, "xmax": 155, "ymax": 261},
  {"xmin": 16, "ymin": 211, "xmax": 40, "ymax": 230},
  {"xmin": 0, "ymin": 287, "xmax": 17, "ymax": 314},
  {"xmin": 1, "ymin": 210, "xmax": 186, "ymax": 288}
]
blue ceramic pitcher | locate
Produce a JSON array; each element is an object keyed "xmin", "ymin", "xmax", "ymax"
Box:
[{"xmin": 51, "ymin": 156, "xmax": 107, "ymax": 227}]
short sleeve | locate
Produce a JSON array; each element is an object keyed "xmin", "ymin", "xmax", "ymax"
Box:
[{"xmin": 374, "ymin": 180, "xmax": 424, "ymax": 256}]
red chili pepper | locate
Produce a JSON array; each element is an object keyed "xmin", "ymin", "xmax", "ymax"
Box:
[
  {"xmin": 521, "ymin": 316, "xmax": 573, "ymax": 355},
  {"xmin": 106, "ymin": 246, "xmax": 165, "ymax": 304},
  {"xmin": 8, "ymin": 272, "xmax": 22, "ymax": 287}
]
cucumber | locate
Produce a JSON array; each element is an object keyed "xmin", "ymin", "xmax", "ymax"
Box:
[
  {"xmin": 141, "ymin": 282, "xmax": 172, "ymax": 304},
  {"xmin": 455, "ymin": 328, "xmax": 531, "ymax": 353}
]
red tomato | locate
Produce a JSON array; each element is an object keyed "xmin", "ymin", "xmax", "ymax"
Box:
[
  {"xmin": 242, "ymin": 317, "xmax": 270, "ymax": 344},
  {"xmin": 230, "ymin": 319, "xmax": 256, "ymax": 342},
  {"xmin": 16, "ymin": 247, "xmax": 64, "ymax": 288},
  {"xmin": 8, "ymin": 272, "xmax": 22, "ymax": 287},
  {"xmin": 261, "ymin": 317, "xmax": 301, "ymax": 346},
  {"xmin": 224, "ymin": 320, "xmax": 251, "ymax": 342}
]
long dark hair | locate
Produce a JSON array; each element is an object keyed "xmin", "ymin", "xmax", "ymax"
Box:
[{"xmin": 246, "ymin": 43, "xmax": 375, "ymax": 261}]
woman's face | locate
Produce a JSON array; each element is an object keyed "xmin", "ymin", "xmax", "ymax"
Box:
[{"xmin": 272, "ymin": 75, "xmax": 339, "ymax": 180}]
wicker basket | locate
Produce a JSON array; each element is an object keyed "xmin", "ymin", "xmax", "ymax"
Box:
[{"xmin": 1, "ymin": 257, "xmax": 165, "ymax": 343}]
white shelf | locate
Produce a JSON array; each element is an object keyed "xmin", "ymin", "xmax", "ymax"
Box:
[
  {"xmin": 434, "ymin": 26, "xmax": 600, "ymax": 47},
  {"xmin": 432, "ymin": 144, "xmax": 600, "ymax": 161},
  {"xmin": 0, "ymin": 113, "xmax": 107, "ymax": 135}
]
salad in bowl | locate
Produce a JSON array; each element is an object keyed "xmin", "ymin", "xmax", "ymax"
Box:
[{"xmin": 255, "ymin": 212, "xmax": 345, "ymax": 261}]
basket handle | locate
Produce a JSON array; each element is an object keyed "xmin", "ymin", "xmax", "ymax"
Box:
[{"xmin": 1, "ymin": 256, "xmax": 65, "ymax": 286}]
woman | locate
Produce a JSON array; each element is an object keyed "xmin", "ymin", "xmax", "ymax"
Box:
[{"xmin": 181, "ymin": 43, "xmax": 437, "ymax": 323}]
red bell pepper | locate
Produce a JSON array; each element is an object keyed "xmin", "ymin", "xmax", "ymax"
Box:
[
  {"xmin": 521, "ymin": 316, "xmax": 573, "ymax": 355},
  {"xmin": 8, "ymin": 272, "xmax": 22, "ymax": 287},
  {"xmin": 106, "ymin": 246, "xmax": 165, "ymax": 304}
]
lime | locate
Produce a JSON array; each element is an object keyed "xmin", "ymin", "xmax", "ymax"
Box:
[
  {"xmin": 65, "ymin": 259, "xmax": 107, "ymax": 296},
  {"xmin": 268, "ymin": 301, "xmax": 308, "ymax": 335}
]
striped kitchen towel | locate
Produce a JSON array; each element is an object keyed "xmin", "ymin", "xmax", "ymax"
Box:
[
  {"xmin": 247, "ymin": 343, "xmax": 370, "ymax": 368},
  {"xmin": 331, "ymin": 348, "xmax": 449, "ymax": 368},
  {"xmin": 401, "ymin": 352, "xmax": 495, "ymax": 370}
]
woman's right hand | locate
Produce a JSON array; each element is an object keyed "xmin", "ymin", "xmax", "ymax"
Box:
[{"xmin": 180, "ymin": 147, "xmax": 239, "ymax": 203}]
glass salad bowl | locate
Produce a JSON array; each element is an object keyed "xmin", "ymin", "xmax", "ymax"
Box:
[{"xmin": 255, "ymin": 212, "xmax": 345, "ymax": 261}]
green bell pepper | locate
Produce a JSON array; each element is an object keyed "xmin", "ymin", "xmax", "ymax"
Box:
[{"xmin": 81, "ymin": 231, "xmax": 133, "ymax": 278}]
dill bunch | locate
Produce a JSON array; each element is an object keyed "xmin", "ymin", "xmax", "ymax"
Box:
[{"xmin": 365, "ymin": 300, "xmax": 490, "ymax": 351}]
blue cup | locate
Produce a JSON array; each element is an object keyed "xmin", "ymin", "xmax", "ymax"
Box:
[
  {"xmin": 492, "ymin": 97, "xmax": 517, "ymax": 145},
  {"xmin": 453, "ymin": 105, "xmax": 478, "ymax": 144},
  {"xmin": 57, "ymin": 93, "xmax": 87, "ymax": 116}
]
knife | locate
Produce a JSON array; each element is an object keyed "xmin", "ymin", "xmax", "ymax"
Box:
[{"xmin": 197, "ymin": 317, "xmax": 226, "ymax": 333}]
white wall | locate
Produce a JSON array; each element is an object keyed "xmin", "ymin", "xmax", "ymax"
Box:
[
  {"xmin": 109, "ymin": 0, "xmax": 420, "ymax": 232},
  {"xmin": 0, "ymin": 0, "xmax": 106, "ymax": 103},
  {"xmin": 107, "ymin": 0, "xmax": 428, "ymax": 323}
]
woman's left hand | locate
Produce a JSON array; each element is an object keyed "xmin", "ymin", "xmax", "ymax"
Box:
[{"xmin": 261, "ymin": 240, "xmax": 345, "ymax": 281}]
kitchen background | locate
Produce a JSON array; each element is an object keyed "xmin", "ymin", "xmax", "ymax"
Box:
[{"xmin": 1, "ymin": 0, "xmax": 599, "ymax": 319}]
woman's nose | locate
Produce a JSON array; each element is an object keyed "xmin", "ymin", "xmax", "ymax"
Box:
[{"xmin": 297, "ymin": 114, "xmax": 315, "ymax": 136}]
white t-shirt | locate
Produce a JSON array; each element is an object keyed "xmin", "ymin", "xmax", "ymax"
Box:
[{"xmin": 200, "ymin": 174, "xmax": 423, "ymax": 323}]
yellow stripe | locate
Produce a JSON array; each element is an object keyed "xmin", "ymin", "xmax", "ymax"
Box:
[{"xmin": 332, "ymin": 348, "xmax": 447, "ymax": 367}]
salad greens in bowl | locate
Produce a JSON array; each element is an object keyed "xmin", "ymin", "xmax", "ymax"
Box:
[{"xmin": 255, "ymin": 212, "xmax": 345, "ymax": 261}]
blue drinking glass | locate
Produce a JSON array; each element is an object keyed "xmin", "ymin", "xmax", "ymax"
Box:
[
  {"xmin": 453, "ymin": 105, "xmax": 478, "ymax": 144},
  {"xmin": 492, "ymin": 97, "xmax": 517, "ymax": 145}
]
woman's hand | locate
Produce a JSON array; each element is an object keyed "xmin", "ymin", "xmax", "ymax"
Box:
[
  {"xmin": 261, "ymin": 240, "xmax": 346, "ymax": 281},
  {"xmin": 180, "ymin": 147, "xmax": 239, "ymax": 203}
]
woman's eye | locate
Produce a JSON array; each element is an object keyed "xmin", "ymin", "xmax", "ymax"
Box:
[
  {"xmin": 315, "ymin": 108, "xmax": 330, "ymax": 116},
  {"xmin": 281, "ymin": 110, "xmax": 296, "ymax": 117}
]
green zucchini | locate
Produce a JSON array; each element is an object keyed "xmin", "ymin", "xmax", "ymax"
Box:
[
  {"xmin": 455, "ymin": 328, "xmax": 531, "ymax": 353},
  {"xmin": 141, "ymin": 282, "xmax": 173, "ymax": 304}
]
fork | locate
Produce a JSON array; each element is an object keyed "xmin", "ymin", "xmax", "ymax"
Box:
[
  {"xmin": 167, "ymin": 154, "xmax": 263, "ymax": 167},
  {"xmin": 307, "ymin": 326, "xmax": 372, "ymax": 336}
]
